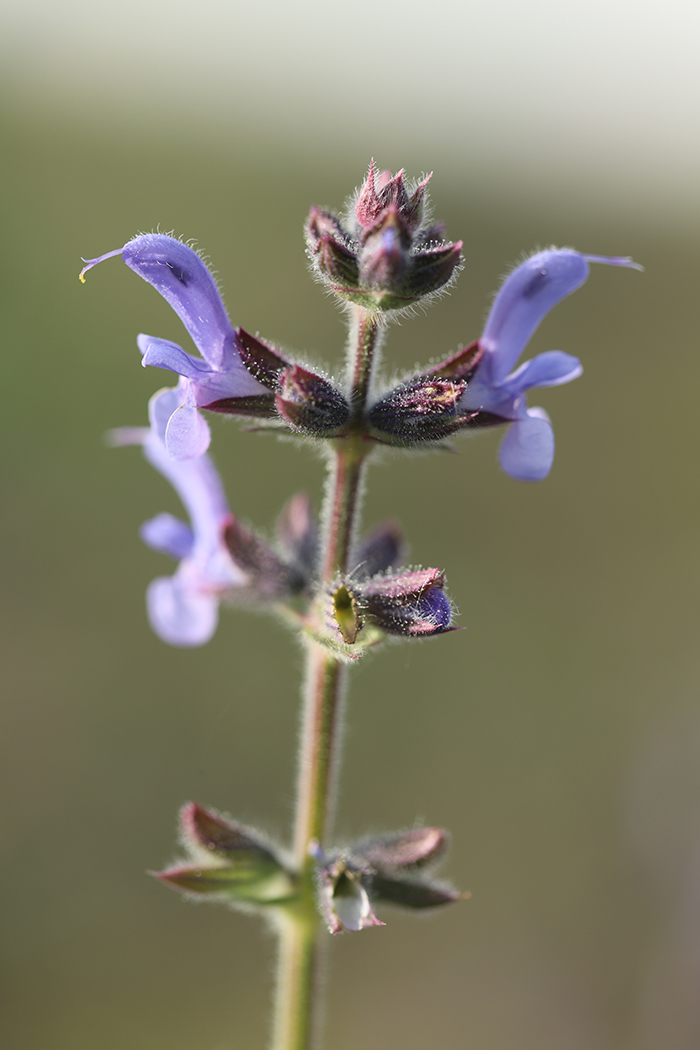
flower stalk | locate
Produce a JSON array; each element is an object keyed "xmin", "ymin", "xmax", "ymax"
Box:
[
  {"xmin": 81, "ymin": 160, "xmax": 640, "ymax": 1050},
  {"xmin": 274, "ymin": 305, "xmax": 381, "ymax": 1050}
]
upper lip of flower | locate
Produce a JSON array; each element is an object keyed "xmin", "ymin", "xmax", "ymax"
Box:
[
  {"xmin": 458, "ymin": 248, "xmax": 642, "ymax": 480},
  {"xmin": 81, "ymin": 234, "xmax": 272, "ymax": 459}
]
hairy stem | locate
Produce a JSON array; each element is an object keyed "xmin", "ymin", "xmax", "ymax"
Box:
[
  {"xmin": 293, "ymin": 650, "xmax": 348, "ymax": 864},
  {"xmin": 271, "ymin": 914, "xmax": 323, "ymax": 1050},
  {"xmin": 348, "ymin": 306, "xmax": 382, "ymax": 413},
  {"xmin": 271, "ymin": 309, "xmax": 379, "ymax": 1050}
]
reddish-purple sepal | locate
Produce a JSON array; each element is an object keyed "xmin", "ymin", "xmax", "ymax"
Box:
[
  {"xmin": 235, "ymin": 328, "xmax": 290, "ymax": 389},
  {"xmin": 201, "ymin": 329, "xmax": 284, "ymax": 417},
  {"xmin": 181, "ymin": 802, "xmax": 275, "ymax": 859},
  {"xmin": 357, "ymin": 826, "xmax": 448, "ymax": 870},
  {"xmin": 355, "ymin": 161, "xmax": 430, "ymax": 234},
  {"xmin": 424, "ymin": 340, "xmax": 484, "ymax": 382}
]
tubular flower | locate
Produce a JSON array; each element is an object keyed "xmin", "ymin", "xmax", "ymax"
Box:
[
  {"xmin": 80, "ymin": 235, "xmax": 270, "ymax": 459},
  {"xmin": 112, "ymin": 387, "xmax": 249, "ymax": 646},
  {"xmin": 460, "ymin": 249, "xmax": 642, "ymax": 481}
]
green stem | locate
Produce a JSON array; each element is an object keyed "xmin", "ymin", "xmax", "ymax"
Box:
[
  {"xmin": 293, "ymin": 649, "xmax": 348, "ymax": 864},
  {"xmin": 271, "ymin": 309, "xmax": 380, "ymax": 1050},
  {"xmin": 271, "ymin": 914, "xmax": 322, "ymax": 1050}
]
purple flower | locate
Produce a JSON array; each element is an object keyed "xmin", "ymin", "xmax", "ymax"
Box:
[
  {"xmin": 81, "ymin": 235, "xmax": 268, "ymax": 459},
  {"xmin": 461, "ymin": 249, "xmax": 642, "ymax": 481},
  {"xmin": 112, "ymin": 387, "xmax": 248, "ymax": 646}
]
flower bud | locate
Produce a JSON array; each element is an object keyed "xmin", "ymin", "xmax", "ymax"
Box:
[
  {"xmin": 275, "ymin": 365, "xmax": 350, "ymax": 436},
  {"xmin": 305, "ymin": 161, "xmax": 463, "ymax": 314},
  {"xmin": 366, "ymin": 341, "xmax": 511, "ymax": 445},
  {"xmin": 306, "ymin": 206, "xmax": 360, "ymax": 290},
  {"xmin": 360, "ymin": 568, "xmax": 453, "ymax": 636},
  {"xmin": 355, "ymin": 162, "xmax": 428, "ymax": 234},
  {"xmin": 324, "ymin": 567, "xmax": 453, "ymax": 653},
  {"xmin": 357, "ymin": 204, "xmax": 412, "ymax": 294},
  {"xmin": 368, "ymin": 376, "xmax": 470, "ymax": 445}
]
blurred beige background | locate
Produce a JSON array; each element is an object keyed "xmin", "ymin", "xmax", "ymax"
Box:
[{"xmin": 1, "ymin": 1, "xmax": 699, "ymax": 1048}]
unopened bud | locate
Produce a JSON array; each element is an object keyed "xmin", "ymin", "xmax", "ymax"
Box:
[
  {"xmin": 306, "ymin": 206, "xmax": 360, "ymax": 290},
  {"xmin": 369, "ymin": 376, "xmax": 469, "ymax": 445},
  {"xmin": 355, "ymin": 161, "xmax": 429, "ymax": 234},
  {"xmin": 275, "ymin": 365, "xmax": 350, "ymax": 436},
  {"xmin": 367, "ymin": 342, "xmax": 496, "ymax": 444},
  {"xmin": 305, "ymin": 162, "xmax": 463, "ymax": 314},
  {"xmin": 358, "ymin": 205, "xmax": 412, "ymax": 292},
  {"xmin": 360, "ymin": 567, "xmax": 453, "ymax": 636},
  {"xmin": 325, "ymin": 567, "xmax": 453, "ymax": 650}
]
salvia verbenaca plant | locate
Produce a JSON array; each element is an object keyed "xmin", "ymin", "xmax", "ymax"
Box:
[{"xmin": 80, "ymin": 162, "xmax": 640, "ymax": 1049}]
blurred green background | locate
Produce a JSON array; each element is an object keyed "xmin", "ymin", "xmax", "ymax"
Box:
[{"xmin": 1, "ymin": 2, "xmax": 700, "ymax": 1047}]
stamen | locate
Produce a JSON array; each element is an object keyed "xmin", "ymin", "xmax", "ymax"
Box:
[
  {"xmin": 585, "ymin": 254, "xmax": 644, "ymax": 271},
  {"xmin": 78, "ymin": 247, "xmax": 124, "ymax": 283}
]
